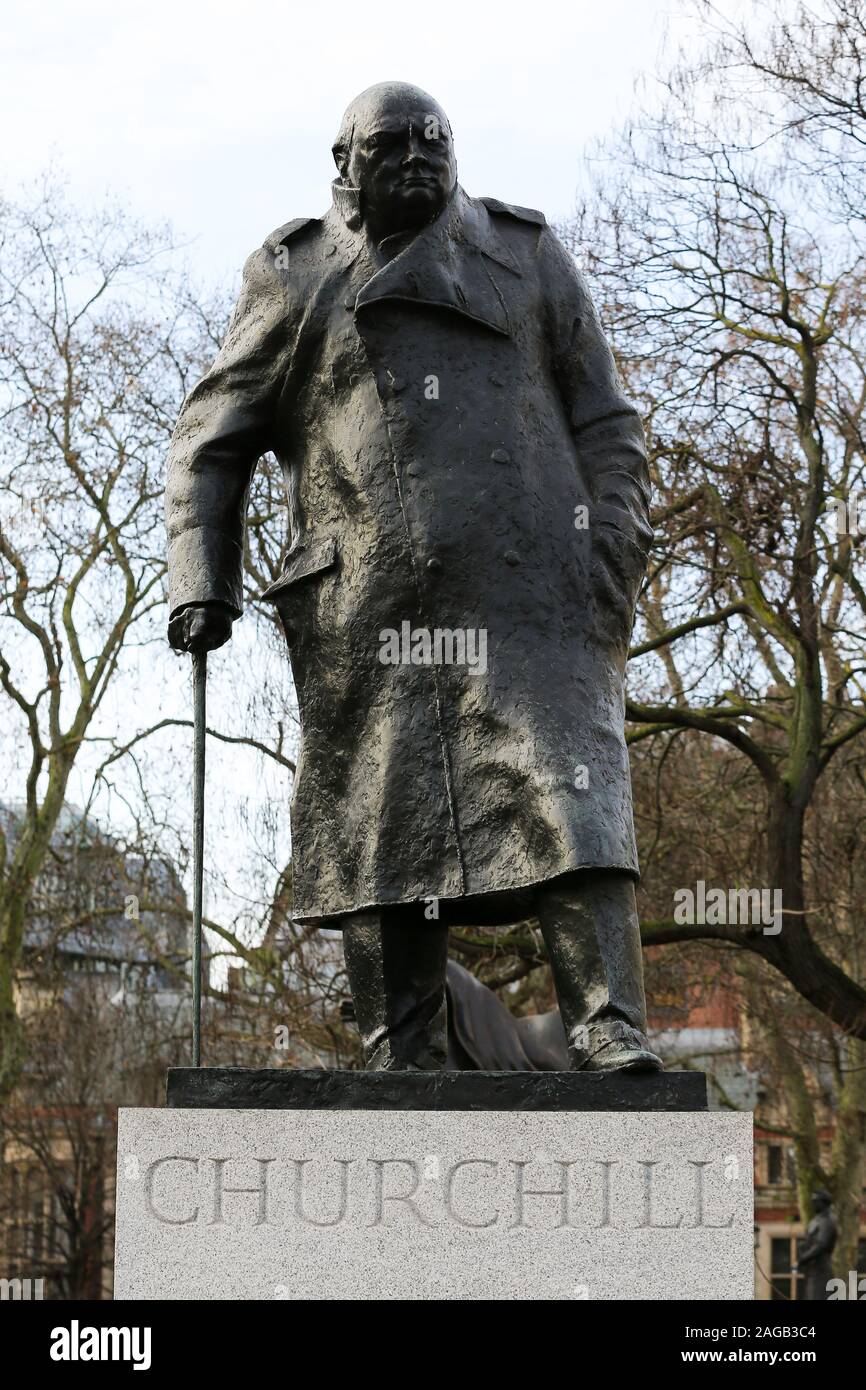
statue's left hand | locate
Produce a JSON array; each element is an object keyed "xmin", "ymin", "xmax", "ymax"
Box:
[{"xmin": 168, "ymin": 602, "xmax": 235, "ymax": 653}]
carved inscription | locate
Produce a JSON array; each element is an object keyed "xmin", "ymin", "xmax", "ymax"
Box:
[{"xmin": 141, "ymin": 1153, "xmax": 739, "ymax": 1231}]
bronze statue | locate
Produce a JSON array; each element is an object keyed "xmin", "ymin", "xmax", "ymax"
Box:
[
  {"xmin": 165, "ymin": 81, "xmax": 662, "ymax": 1075},
  {"xmin": 796, "ymin": 1189, "xmax": 837, "ymax": 1300}
]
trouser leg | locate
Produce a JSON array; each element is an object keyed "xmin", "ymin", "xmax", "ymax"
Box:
[
  {"xmin": 535, "ymin": 870, "xmax": 660, "ymax": 1071},
  {"xmin": 341, "ymin": 908, "xmax": 449, "ymax": 1071}
]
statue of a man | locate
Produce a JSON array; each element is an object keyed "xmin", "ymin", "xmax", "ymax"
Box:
[
  {"xmin": 165, "ymin": 82, "xmax": 662, "ymax": 1075},
  {"xmin": 796, "ymin": 1189, "xmax": 837, "ymax": 1300}
]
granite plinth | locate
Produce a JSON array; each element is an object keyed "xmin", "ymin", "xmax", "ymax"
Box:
[{"xmin": 115, "ymin": 1087, "xmax": 752, "ymax": 1300}]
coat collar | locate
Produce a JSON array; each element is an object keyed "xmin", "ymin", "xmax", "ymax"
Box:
[{"xmin": 329, "ymin": 183, "xmax": 519, "ymax": 337}]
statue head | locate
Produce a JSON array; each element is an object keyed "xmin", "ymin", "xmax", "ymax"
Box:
[
  {"xmin": 332, "ymin": 82, "xmax": 457, "ymax": 240},
  {"xmin": 811, "ymin": 1188, "xmax": 831, "ymax": 1211}
]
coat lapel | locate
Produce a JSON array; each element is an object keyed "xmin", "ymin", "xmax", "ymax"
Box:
[{"xmin": 353, "ymin": 187, "xmax": 517, "ymax": 337}]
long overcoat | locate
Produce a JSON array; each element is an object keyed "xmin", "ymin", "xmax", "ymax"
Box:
[{"xmin": 165, "ymin": 184, "xmax": 652, "ymax": 923}]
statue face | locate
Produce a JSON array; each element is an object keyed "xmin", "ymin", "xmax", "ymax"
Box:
[{"xmin": 345, "ymin": 90, "xmax": 456, "ymax": 237}]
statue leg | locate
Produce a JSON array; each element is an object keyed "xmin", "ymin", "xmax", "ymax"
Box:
[
  {"xmin": 341, "ymin": 907, "xmax": 449, "ymax": 1071},
  {"xmin": 535, "ymin": 870, "xmax": 662, "ymax": 1072}
]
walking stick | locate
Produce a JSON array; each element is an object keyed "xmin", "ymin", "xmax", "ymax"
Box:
[{"xmin": 191, "ymin": 648, "xmax": 207, "ymax": 1067}]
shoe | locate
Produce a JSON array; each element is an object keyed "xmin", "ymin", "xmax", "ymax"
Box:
[{"xmin": 576, "ymin": 1018, "xmax": 664, "ymax": 1073}]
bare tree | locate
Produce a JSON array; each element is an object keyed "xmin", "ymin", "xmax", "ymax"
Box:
[
  {"xmin": 557, "ymin": 0, "xmax": 866, "ymax": 1035},
  {"xmin": 0, "ymin": 183, "xmax": 219, "ymax": 1099},
  {"xmin": 692, "ymin": 0, "xmax": 866, "ymax": 228},
  {"xmin": 628, "ymin": 728, "xmax": 866, "ymax": 1274},
  {"xmin": 1, "ymin": 955, "xmax": 187, "ymax": 1298}
]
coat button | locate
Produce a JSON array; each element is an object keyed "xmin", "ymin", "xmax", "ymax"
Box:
[
  {"xmin": 344, "ymin": 297, "xmax": 356, "ymax": 311},
  {"xmin": 324, "ymin": 243, "xmax": 337, "ymax": 257},
  {"xmin": 426, "ymin": 557, "xmax": 444, "ymax": 575},
  {"xmin": 490, "ymin": 374, "xmax": 506, "ymax": 387},
  {"xmin": 504, "ymin": 550, "xmax": 521, "ymax": 566},
  {"xmin": 491, "ymin": 448, "xmax": 510, "ymax": 464}
]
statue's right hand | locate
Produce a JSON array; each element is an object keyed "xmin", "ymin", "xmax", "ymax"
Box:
[{"xmin": 168, "ymin": 602, "xmax": 235, "ymax": 654}]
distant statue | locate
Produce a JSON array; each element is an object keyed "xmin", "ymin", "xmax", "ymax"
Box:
[
  {"xmin": 796, "ymin": 1189, "xmax": 837, "ymax": 1300},
  {"xmin": 166, "ymin": 80, "xmax": 662, "ymax": 1075}
]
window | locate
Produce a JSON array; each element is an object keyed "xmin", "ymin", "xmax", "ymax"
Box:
[
  {"xmin": 2, "ymin": 1165, "xmax": 47, "ymax": 1265},
  {"xmin": 767, "ymin": 1144, "xmax": 784, "ymax": 1185},
  {"xmin": 770, "ymin": 1235, "xmax": 805, "ymax": 1301},
  {"xmin": 1, "ymin": 1163, "xmax": 73, "ymax": 1286}
]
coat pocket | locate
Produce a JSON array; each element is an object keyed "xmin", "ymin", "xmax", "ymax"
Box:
[
  {"xmin": 590, "ymin": 507, "xmax": 651, "ymax": 649},
  {"xmin": 260, "ymin": 537, "xmax": 338, "ymax": 602}
]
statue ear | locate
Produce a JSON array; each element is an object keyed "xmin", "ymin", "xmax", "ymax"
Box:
[{"xmin": 332, "ymin": 117, "xmax": 355, "ymax": 179}]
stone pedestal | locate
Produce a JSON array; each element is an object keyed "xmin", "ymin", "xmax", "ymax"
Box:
[{"xmin": 114, "ymin": 1070, "xmax": 753, "ymax": 1301}]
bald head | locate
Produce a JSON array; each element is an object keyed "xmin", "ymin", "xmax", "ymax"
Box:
[
  {"xmin": 333, "ymin": 83, "xmax": 452, "ymax": 174},
  {"xmin": 332, "ymin": 82, "xmax": 457, "ymax": 241}
]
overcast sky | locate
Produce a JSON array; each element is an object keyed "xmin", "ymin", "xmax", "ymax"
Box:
[{"xmin": 2, "ymin": 0, "xmax": 708, "ymax": 284}]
